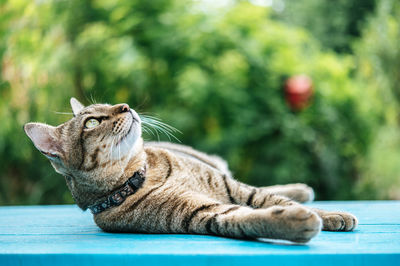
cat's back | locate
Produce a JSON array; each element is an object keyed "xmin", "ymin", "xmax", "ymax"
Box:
[{"xmin": 144, "ymin": 141, "xmax": 230, "ymax": 175}]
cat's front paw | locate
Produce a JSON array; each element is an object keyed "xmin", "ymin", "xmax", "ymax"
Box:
[
  {"xmin": 320, "ymin": 211, "xmax": 358, "ymax": 231},
  {"xmin": 269, "ymin": 206, "xmax": 322, "ymax": 243}
]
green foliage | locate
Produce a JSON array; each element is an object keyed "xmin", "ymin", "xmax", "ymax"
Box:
[
  {"xmin": 0, "ymin": 0, "xmax": 392, "ymax": 205},
  {"xmin": 276, "ymin": 0, "xmax": 377, "ymax": 53},
  {"xmin": 353, "ymin": 0, "xmax": 400, "ymax": 199}
]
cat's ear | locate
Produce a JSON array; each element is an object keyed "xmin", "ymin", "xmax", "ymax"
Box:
[
  {"xmin": 70, "ymin": 97, "xmax": 85, "ymax": 116},
  {"xmin": 24, "ymin": 122, "xmax": 63, "ymax": 161}
]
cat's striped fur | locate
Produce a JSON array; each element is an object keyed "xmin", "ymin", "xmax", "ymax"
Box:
[{"xmin": 24, "ymin": 98, "xmax": 357, "ymax": 243}]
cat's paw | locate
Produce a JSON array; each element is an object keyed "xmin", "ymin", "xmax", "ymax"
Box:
[
  {"xmin": 275, "ymin": 183, "xmax": 315, "ymax": 203},
  {"xmin": 269, "ymin": 205, "xmax": 322, "ymax": 243},
  {"xmin": 289, "ymin": 184, "xmax": 315, "ymax": 203},
  {"xmin": 320, "ymin": 211, "xmax": 358, "ymax": 231}
]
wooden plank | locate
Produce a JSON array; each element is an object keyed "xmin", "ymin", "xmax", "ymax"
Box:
[{"xmin": 0, "ymin": 201, "xmax": 399, "ymax": 266}]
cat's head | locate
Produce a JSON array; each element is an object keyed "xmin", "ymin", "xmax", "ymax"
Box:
[{"xmin": 24, "ymin": 98, "xmax": 145, "ymax": 209}]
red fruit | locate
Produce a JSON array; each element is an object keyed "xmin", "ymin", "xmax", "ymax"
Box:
[{"xmin": 285, "ymin": 75, "xmax": 313, "ymax": 111}]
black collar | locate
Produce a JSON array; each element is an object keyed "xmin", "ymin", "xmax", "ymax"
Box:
[{"xmin": 88, "ymin": 167, "xmax": 146, "ymax": 214}]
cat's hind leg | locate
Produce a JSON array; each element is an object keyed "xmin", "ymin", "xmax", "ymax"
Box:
[
  {"xmin": 219, "ymin": 176, "xmax": 357, "ymax": 232},
  {"xmin": 261, "ymin": 183, "xmax": 315, "ymax": 203},
  {"xmin": 168, "ymin": 194, "xmax": 322, "ymax": 243}
]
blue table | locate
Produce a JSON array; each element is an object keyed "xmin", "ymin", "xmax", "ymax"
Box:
[{"xmin": 0, "ymin": 201, "xmax": 399, "ymax": 266}]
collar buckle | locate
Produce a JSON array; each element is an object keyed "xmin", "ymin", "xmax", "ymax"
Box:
[{"xmin": 110, "ymin": 191, "xmax": 124, "ymax": 205}]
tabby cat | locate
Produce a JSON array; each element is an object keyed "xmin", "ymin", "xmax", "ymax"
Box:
[{"xmin": 24, "ymin": 98, "xmax": 357, "ymax": 243}]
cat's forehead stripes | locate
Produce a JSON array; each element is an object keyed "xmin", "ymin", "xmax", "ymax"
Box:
[
  {"xmin": 78, "ymin": 104, "xmax": 113, "ymax": 116},
  {"xmin": 77, "ymin": 104, "xmax": 131, "ymax": 118}
]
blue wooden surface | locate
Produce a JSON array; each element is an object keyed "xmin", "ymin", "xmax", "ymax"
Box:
[{"xmin": 0, "ymin": 201, "xmax": 399, "ymax": 266}]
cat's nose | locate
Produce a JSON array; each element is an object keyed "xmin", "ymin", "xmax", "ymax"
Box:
[{"xmin": 119, "ymin": 104, "xmax": 130, "ymax": 113}]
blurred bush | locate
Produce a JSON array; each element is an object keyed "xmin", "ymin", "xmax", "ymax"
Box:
[
  {"xmin": 0, "ymin": 0, "xmax": 397, "ymax": 205},
  {"xmin": 275, "ymin": 0, "xmax": 377, "ymax": 53},
  {"xmin": 353, "ymin": 0, "xmax": 400, "ymax": 199}
]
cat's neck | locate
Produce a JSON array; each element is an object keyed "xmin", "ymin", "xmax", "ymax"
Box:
[{"xmin": 67, "ymin": 148, "xmax": 147, "ymax": 210}]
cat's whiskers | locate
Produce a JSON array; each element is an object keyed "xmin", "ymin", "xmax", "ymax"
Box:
[
  {"xmin": 90, "ymin": 94, "xmax": 97, "ymax": 105},
  {"xmin": 53, "ymin": 111, "xmax": 74, "ymax": 115},
  {"xmin": 141, "ymin": 126, "xmax": 151, "ymax": 136},
  {"xmin": 141, "ymin": 125, "xmax": 156, "ymax": 142},
  {"xmin": 143, "ymin": 124, "xmax": 158, "ymax": 139},
  {"xmin": 139, "ymin": 115, "xmax": 181, "ymax": 142}
]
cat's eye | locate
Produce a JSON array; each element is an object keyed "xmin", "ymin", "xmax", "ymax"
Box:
[{"xmin": 85, "ymin": 118, "xmax": 100, "ymax": 129}]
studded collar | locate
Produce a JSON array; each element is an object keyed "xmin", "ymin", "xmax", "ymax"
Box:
[{"xmin": 88, "ymin": 167, "xmax": 146, "ymax": 214}]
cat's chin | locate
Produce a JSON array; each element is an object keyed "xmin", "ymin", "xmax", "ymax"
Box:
[
  {"xmin": 111, "ymin": 110, "xmax": 142, "ymax": 159},
  {"xmin": 120, "ymin": 122, "xmax": 142, "ymax": 155},
  {"xmin": 125, "ymin": 109, "xmax": 143, "ymax": 155},
  {"xmin": 129, "ymin": 109, "xmax": 141, "ymax": 124}
]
